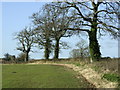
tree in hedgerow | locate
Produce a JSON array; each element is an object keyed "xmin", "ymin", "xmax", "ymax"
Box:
[
  {"xmin": 31, "ymin": 12, "xmax": 53, "ymax": 60},
  {"xmin": 16, "ymin": 53, "xmax": 26, "ymax": 62},
  {"xmin": 31, "ymin": 3, "xmax": 74, "ymax": 59},
  {"xmin": 15, "ymin": 27, "xmax": 35, "ymax": 62},
  {"xmin": 53, "ymin": 1, "xmax": 120, "ymax": 61},
  {"xmin": 70, "ymin": 39, "xmax": 89, "ymax": 59}
]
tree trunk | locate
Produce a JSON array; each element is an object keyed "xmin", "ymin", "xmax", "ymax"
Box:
[
  {"xmin": 88, "ymin": 28, "xmax": 101, "ymax": 62},
  {"xmin": 44, "ymin": 45, "xmax": 49, "ymax": 60},
  {"xmin": 25, "ymin": 52, "xmax": 29, "ymax": 62},
  {"xmin": 88, "ymin": 2, "xmax": 101, "ymax": 62},
  {"xmin": 44, "ymin": 38, "xmax": 50, "ymax": 60},
  {"xmin": 54, "ymin": 39, "xmax": 60, "ymax": 59}
]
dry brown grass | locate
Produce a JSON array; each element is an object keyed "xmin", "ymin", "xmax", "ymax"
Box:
[
  {"xmin": 63, "ymin": 58, "xmax": 119, "ymax": 75},
  {"xmin": 92, "ymin": 58, "xmax": 119, "ymax": 75}
]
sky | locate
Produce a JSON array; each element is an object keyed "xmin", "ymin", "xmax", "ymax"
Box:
[{"xmin": 0, "ymin": 2, "xmax": 118, "ymax": 59}]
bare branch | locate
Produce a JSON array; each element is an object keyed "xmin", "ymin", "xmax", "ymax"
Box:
[
  {"xmin": 97, "ymin": 20, "xmax": 119, "ymax": 30},
  {"xmin": 78, "ymin": 2, "xmax": 94, "ymax": 10},
  {"xmin": 62, "ymin": 2, "xmax": 92, "ymax": 22},
  {"xmin": 65, "ymin": 28, "xmax": 89, "ymax": 32},
  {"xmin": 96, "ymin": 10, "xmax": 117, "ymax": 14}
]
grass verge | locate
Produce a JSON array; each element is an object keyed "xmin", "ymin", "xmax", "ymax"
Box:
[{"xmin": 2, "ymin": 64, "xmax": 94, "ymax": 88}]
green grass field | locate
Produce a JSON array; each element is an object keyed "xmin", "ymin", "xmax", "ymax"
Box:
[{"xmin": 2, "ymin": 64, "xmax": 93, "ymax": 88}]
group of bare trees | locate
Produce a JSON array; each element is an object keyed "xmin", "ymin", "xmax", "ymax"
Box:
[{"xmin": 15, "ymin": 1, "xmax": 119, "ymax": 62}]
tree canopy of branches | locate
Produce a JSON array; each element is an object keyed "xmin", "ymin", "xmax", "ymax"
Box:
[
  {"xmin": 53, "ymin": 1, "xmax": 119, "ymax": 61},
  {"xmin": 31, "ymin": 9, "xmax": 53, "ymax": 60},
  {"xmin": 15, "ymin": 27, "xmax": 35, "ymax": 62},
  {"xmin": 31, "ymin": 3, "xmax": 74, "ymax": 59},
  {"xmin": 44, "ymin": 3, "xmax": 75, "ymax": 59},
  {"xmin": 34, "ymin": 25, "xmax": 53, "ymax": 60}
]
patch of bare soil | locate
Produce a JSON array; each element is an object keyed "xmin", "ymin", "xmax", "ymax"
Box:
[{"xmin": 27, "ymin": 61, "xmax": 118, "ymax": 88}]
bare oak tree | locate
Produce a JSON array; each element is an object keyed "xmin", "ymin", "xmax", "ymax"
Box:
[
  {"xmin": 33, "ymin": 24, "xmax": 53, "ymax": 60},
  {"xmin": 54, "ymin": 1, "xmax": 119, "ymax": 61},
  {"xmin": 31, "ymin": 3, "xmax": 74, "ymax": 59},
  {"xmin": 76, "ymin": 39, "xmax": 89, "ymax": 58},
  {"xmin": 15, "ymin": 27, "xmax": 35, "ymax": 62},
  {"xmin": 31, "ymin": 9, "xmax": 53, "ymax": 60},
  {"xmin": 70, "ymin": 39, "xmax": 89, "ymax": 59},
  {"xmin": 44, "ymin": 3, "xmax": 74, "ymax": 59}
]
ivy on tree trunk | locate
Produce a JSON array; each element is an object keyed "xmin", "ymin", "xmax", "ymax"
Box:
[{"xmin": 88, "ymin": 28, "xmax": 101, "ymax": 61}]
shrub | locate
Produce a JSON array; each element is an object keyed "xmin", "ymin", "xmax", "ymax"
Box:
[
  {"xmin": 16, "ymin": 53, "xmax": 26, "ymax": 62},
  {"xmin": 102, "ymin": 73, "xmax": 120, "ymax": 82},
  {"xmin": 75, "ymin": 63, "xmax": 81, "ymax": 66}
]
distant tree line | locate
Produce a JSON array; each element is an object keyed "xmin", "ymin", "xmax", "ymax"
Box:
[
  {"xmin": 4, "ymin": 53, "xmax": 16, "ymax": 61},
  {"xmin": 3, "ymin": 53, "xmax": 27, "ymax": 63},
  {"xmin": 13, "ymin": 1, "xmax": 119, "ymax": 62}
]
